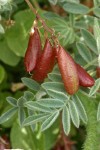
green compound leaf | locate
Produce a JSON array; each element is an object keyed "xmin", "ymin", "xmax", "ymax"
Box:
[
  {"xmin": 21, "ymin": 77, "xmax": 40, "ymax": 91},
  {"xmin": 68, "ymin": 100, "xmax": 80, "ymax": 128},
  {"xmin": 62, "ymin": 106, "xmax": 70, "ymax": 135}
]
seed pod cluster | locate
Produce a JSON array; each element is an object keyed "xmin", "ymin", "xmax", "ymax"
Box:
[
  {"xmin": 56, "ymin": 46, "xmax": 94, "ymax": 95},
  {"xmin": 24, "ymin": 27, "xmax": 56, "ymax": 82},
  {"xmin": 24, "ymin": 25, "xmax": 95, "ymax": 95}
]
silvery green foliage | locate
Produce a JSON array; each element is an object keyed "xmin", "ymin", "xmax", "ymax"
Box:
[
  {"xmin": 59, "ymin": 0, "xmax": 79, "ymax": 3},
  {"xmin": 89, "ymin": 78, "xmax": 100, "ymax": 96},
  {"xmin": 62, "ymin": 106, "xmax": 70, "ymax": 135},
  {"xmin": 48, "ymin": 0, "xmax": 79, "ymax": 5},
  {"xmin": 76, "ymin": 42, "xmax": 92, "ymax": 63},
  {"xmin": 81, "ymin": 29, "xmax": 98, "ymax": 55},
  {"xmin": 94, "ymin": 18, "xmax": 100, "ymax": 54},
  {"xmin": 63, "ymin": 3, "xmax": 89, "ymax": 14},
  {"xmin": 0, "ymin": 74, "xmax": 88, "ymax": 135}
]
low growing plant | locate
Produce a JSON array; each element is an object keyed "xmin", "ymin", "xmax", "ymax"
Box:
[{"xmin": 0, "ymin": 0, "xmax": 100, "ymax": 149}]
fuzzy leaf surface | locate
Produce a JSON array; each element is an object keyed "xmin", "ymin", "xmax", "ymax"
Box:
[
  {"xmin": 81, "ymin": 29, "xmax": 97, "ymax": 55},
  {"xmin": 41, "ymin": 111, "xmax": 59, "ymax": 131},
  {"xmin": 36, "ymin": 98, "xmax": 64, "ymax": 108},
  {"xmin": 63, "ymin": 2, "xmax": 89, "ymax": 14},
  {"xmin": 89, "ymin": 78, "xmax": 100, "ymax": 96},
  {"xmin": 21, "ymin": 77, "xmax": 40, "ymax": 91},
  {"xmin": 47, "ymin": 90, "xmax": 68, "ymax": 102},
  {"xmin": 72, "ymin": 95, "xmax": 88, "ymax": 123},
  {"xmin": 0, "ymin": 107, "xmax": 18, "ymax": 124},
  {"xmin": 62, "ymin": 106, "xmax": 70, "ymax": 135},
  {"xmin": 68, "ymin": 101, "xmax": 80, "ymax": 128},
  {"xmin": 6, "ymin": 97, "xmax": 17, "ymax": 106}
]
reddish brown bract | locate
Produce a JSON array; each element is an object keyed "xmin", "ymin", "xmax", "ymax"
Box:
[
  {"xmin": 32, "ymin": 39, "xmax": 56, "ymax": 82},
  {"xmin": 57, "ymin": 46, "xmax": 79, "ymax": 95},
  {"xmin": 76, "ymin": 63, "xmax": 95, "ymax": 87},
  {"xmin": 24, "ymin": 28, "xmax": 42, "ymax": 72}
]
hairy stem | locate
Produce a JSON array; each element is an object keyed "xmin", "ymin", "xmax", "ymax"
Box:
[
  {"xmin": 77, "ymin": 92, "xmax": 99, "ymax": 150},
  {"xmin": 83, "ymin": 103, "xmax": 99, "ymax": 150}
]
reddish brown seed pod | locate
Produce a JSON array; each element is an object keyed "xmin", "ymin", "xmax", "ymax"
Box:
[
  {"xmin": 57, "ymin": 46, "xmax": 79, "ymax": 95},
  {"xmin": 32, "ymin": 39, "xmax": 56, "ymax": 82},
  {"xmin": 96, "ymin": 67, "xmax": 100, "ymax": 78},
  {"xmin": 76, "ymin": 63, "xmax": 95, "ymax": 87},
  {"xmin": 24, "ymin": 27, "xmax": 42, "ymax": 72}
]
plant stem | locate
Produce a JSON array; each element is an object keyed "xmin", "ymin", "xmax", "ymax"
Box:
[{"xmin": 24, "ymin": 0, "xmax": 54, "ymax": 34}]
